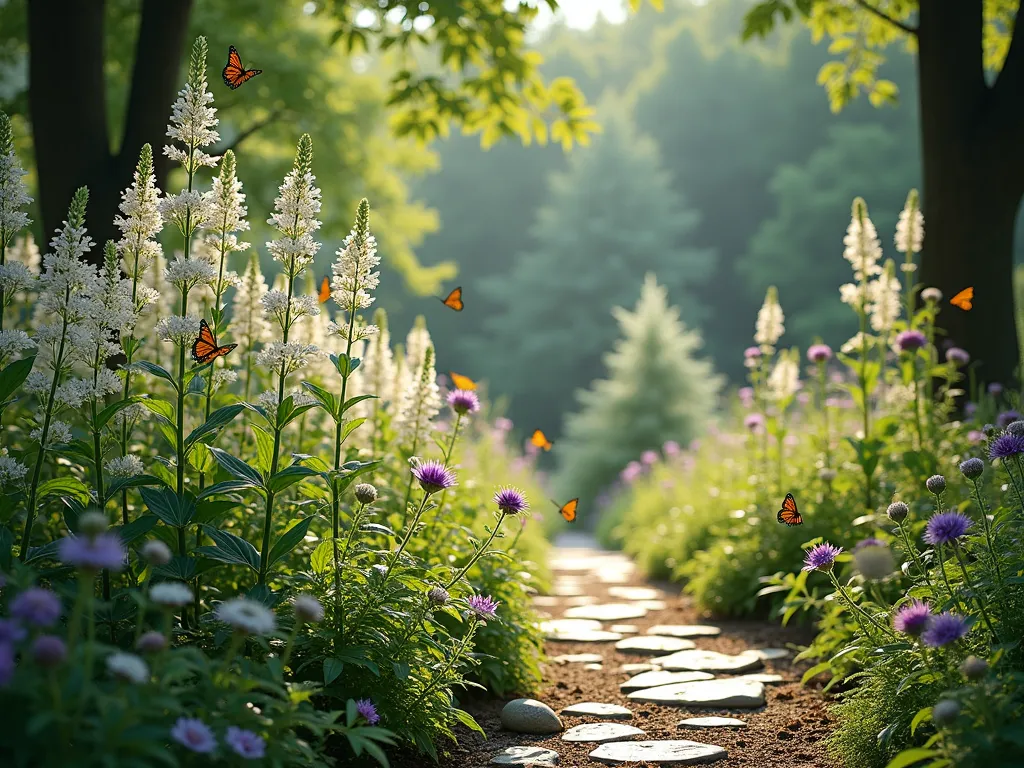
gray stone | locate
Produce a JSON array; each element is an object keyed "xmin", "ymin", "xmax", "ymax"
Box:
[
  {"xmin": 620, "ymin": 670, "xmax": 714, "ymax": 692},
  {"xmin": 607, "ymin": 586, "xmax": 663, "ymax": 601},
  {"xmin": 588, "ymin": 740, "xmax": 727, "ymax": 766},
  {"xmin": 677, "ymin": 717, "xmax": 747, "ymax": 729},
  {"xmin": 615, "ymin": 636, "xmax": 696, "ymax": 655},
  {"xmin": 646, "ymin": 624, "xmax": 722, "ymax": 638},
  {"xmin": 547, "ymin": 630, "xmax": 623, "ymax": 643},
  {"xmin": 741, "ymin": 647, "xmax": 791, "ymax": 661},
  {"xmin": 610, "ymin": 624, "xmax": 639, "ymax": 634},
  {"xmin": 541, "ymin": 619, "xmax": 603, "ymax": 634},
  {"xmin": 627, "ymin": 679, "xmax": 766, "ymax": 708},
  {"xmin": 657, "ymin": 650, "xmax": 763, "ymax": 673},
  {"xmin": 737, "ymin": 673, "xmax": 784, "ymax": 684},
  {"xmin": 560, "ymin": 702, "xmax": 634, "ymax": 720},
  {"xmin": 619, "ymin": 663, "xmax": 661, "ymax": 674},
  {"xmin": 500, "ymin": 699, "xmax": 563, "ymax": 734},
  {"xmin": 562, "ymin": 723, "xmax": 646, "ymax": 744},
  {"xmin": 551, "ymin": 653, "xmax": 604, "ymax": 665},
  {"xmin": 564, "ymin": 603, "xmax": 648, "ymax": 621},
  {"xmin": 490, "ymin": 746, "xmax": 560, "ymax": 765}
]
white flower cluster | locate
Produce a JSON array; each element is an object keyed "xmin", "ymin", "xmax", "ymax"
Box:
[
  {"xmin": 31, "ymin": 420, "xmax": 72, "ymax": 446},
  {"xmin": 9, "ymin": 233, "xmax": 41, "ymax": 271},
  {"xmin": 331, "ymin": 201, "xmax": 380, "ymax": 314},
  {"xmin": 841, "ymin": 331, "xmax": 875, "ymax": 355},
  {"xmin": 0, "ymin": 328, "xmax": 34, "ymax": 365},
  {"xmin": 37, "ymin": 221, "xmax": 99, "ymax": 319},
  {"xmin": 0, "ymin": 451, "xmax": 28, "ymax": 487},
  {"xmin": 112, "ymin": 402, "xmax": 147, "ymax": 430},
  {"xmin": 155, "ymin": 314, "xmax": 201, "ymax": 345},
  {"xmin": 165, "ymin": 253, "xmax": 217, "ymax": 290},
  {"xmin": 256, "ymin": 341, "xmax": 320, "ymax": 375},
  {"xmin": 256, "ymin": 387, "xmax": 317, "ymax": 410},
  {"xmin": 0, "ymin": 113, "xmax": 33, "ymax": 241},
  {"xmin": 204, "ymin": 151, "xmax": 250, "ymax": 259},
  {"xmin": 394, "ymin": 343, "xmax": 441, "ymax": 447},
  {"xmin": 754, "ymin": 286, "xmax": 785, "ymax": 351},
  {"xmin": 266, "ymin": 138, "xmax": 321, "ymax": 274},
  {"xmin": 105, "ymin": 454, "xmax": 145, "ymax": 478},
  {"xmin": 230, "ymin": 255, "xmax": 273, "ymax": 351},
  {"xmin": 115, "ymin": 145, "xmax": 163, "ymax": 282},
  {"xmin": 768, "ymin": 352, "xmax": 800, "ymax": 401},
  {"xmin": 260, "ymin": 290, "xmax": 320, "ymax": 329},
  {"xmin": 0, "ymin": 261, "xmax": 35, "ymax": 297},
  {"xmin": 867, "ymin": 263, "xmax": 902, "ymax": 333},
  {"xmin": 163, "ymin": 38, "xmax": 220, "ymax": 174},
  {"xmin": 212, "ymin": 368, "xmax": 238, "ymax": 392},
  {"xmin": 895, "ymin": 191, "xmax": 924, "ymax": 255},
  {"xmin": 842, "ymin": 198, "xmax": 883, "ymax": 283}
]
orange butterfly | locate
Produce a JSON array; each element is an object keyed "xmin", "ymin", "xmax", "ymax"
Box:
[
  {"xmin": 439, "ymin": 286, "xmax": 463, "ymax": 312},
  {"xmin": 553, "ymin": 497, "xmax": 578, "ymax": 523},
  {"xmin": 776, "ymin": 493, "xmax": 803, "ymax": 526},
  {"xmin": 950, "ymin": 287, "xmax": 974, "ymax": 311},
  {"xmin": 222, "ymin": 46, "xmax": 263, "ymax": 90},
  {"xmin": 192, "ymin": 319, "xmax": 238, "ymax": 365},
  {"xmin": 531, "ymin": 429, "xmax": 553, "ymax": 451},
  {"xmin": 318, "ymin": 276, "xmax": 331, "ymax": 303},
  {"xmin": 449, "ymin": 372, "xmax": 477, "ymax": 391}
]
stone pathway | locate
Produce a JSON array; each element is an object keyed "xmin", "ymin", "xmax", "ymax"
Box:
[{"xmin": 417, "ymin": 532, "xmax": 836, "ymax": 767}]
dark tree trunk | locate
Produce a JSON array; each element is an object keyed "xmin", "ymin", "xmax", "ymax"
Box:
[
  {"xmin": 916, "ymin": 1, "xmax": 1024, "ymax": 389},
  {"xmin": 27, "ymin": 0, "xmax": 193, "ymax": 255}
]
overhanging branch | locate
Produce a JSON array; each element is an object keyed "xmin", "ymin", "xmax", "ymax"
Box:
[
  {"xmin": 213, "ymin": 108, "xmax": 287, "ymax": 156},
  {"xmin": 853, "ymin": 0, "xmax": 917, "ymax": 36}
]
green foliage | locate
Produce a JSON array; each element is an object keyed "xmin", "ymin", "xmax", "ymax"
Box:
[{"xmin": 554, "ymin": 274, "xmax": 721, "ymax": 505}]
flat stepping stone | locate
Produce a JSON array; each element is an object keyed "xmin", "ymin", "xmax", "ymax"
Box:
[
  {"xmin": 737, "ymin": 673, "xmax": 784, "ymax": 684},
  {"xmin": 500, "ymin": 699, "xmax": 563, "ymax": 734},
  {"xmin": 547, "ymin": 630, "xmax": 623, "ymax": 643},
  {"xmin": 562, "ymin": 723, "xmax": 646, "ymax": 744},
  {"xmin": 561, "ymin": 702, "xmax": 634, "ymax": 720},
  {"xmin": 552, "ymin": 653, "xmax": 604, "ymax": 664},
  {"xmin": 621, "ymin": 670, "xmax": 714, "ymax": 692},
  {"xmin": 607, "ymin": 586, "xmax": 663, "ymax": 601},
  {"xmin": 657, "ymin": 649, "xmax": 763, "ymax": 673},
  {"xmin": 491, "ymin": 746, "xmax": 560, "ymax": 765},
  {"xmin": 541, "ymin": 619, "xmax": 603, "ymax": 634},
  {"xmin": 678, "ymin": 717, "xmax": 747, "ymax": 729},
  {"xmin": 532, "ymin": 596, "xmax": 561, "ymax": 607},
  {"xmin": 615, "ymin": 636, "xmax": 695, "ymax": 655},
  {"xmin": 647, "ymin": 625, "xmax": 722, "ymax": 638},
  {"xmin": 584, "ymin": 663, "xmax": 604, "ymax": 670},
  {"xmin": 553, "ymin": 584, "xmax": 585, "ymax": 597},
  {"xmin": 597, "ymin": 571, "xmax": 633, "ymax": 584},
  {"xmin": 589, "ymin": 740, "xmax": 727, "ymax": 766},
  {"xmin": 627, "ymin": 679, "xmax": 766, "ymax": 708},
  {"xmin": 610, "ymin": 624, "xmax": 639, "ymax": 634},
  {"xmin": 565, "ymin": 595, "xmax": 598, "ymax": 606},
  {"xmin": 564, "ymin": 604, "xmax": 648, "ymax": 621},
  {"xmin": 620, "ymin": 663, "xmax": 660, "ymax": 674},
  {"xmin": 637, "ymin": 600, "xmax": 668, "ymax": 611},
  {"xmin": 741, "ymin": 647, "xmax": 791, "ymax": 661}
]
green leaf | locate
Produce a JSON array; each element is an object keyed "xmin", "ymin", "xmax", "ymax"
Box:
[
  {"xmin": 452, "ymin": 708, "xmax": 485, "ymax": 736},
  {"xmin": 310, "ymin": 539, "xmax": 335, "ymax": 574},
  {"xmin": 301, "ymin": 381, "xmax": 338, "ymax": 418},
  {"xmin": 185, "ymin": 373, "xmax": 206, "ymax": 396},
  {"xmin": 391, "ymin": 661, "xmax": 410, "ymax": 680},
  {"xmin": 112, "ymin": 513, "xmax": 159, "ymax": 545},
  {"xmin": 251, "ymin": 425, "xmax": 275, "ymax": 476},
  {"xmin": 95, "ymin": 396, "xmax": 147, "ymax": 431},
  {"xmin": 141, "ymin": 398, "xmax": 175, "ymax": 423},
  {"xmin": 154, "ymin": 555, "xmax": 221, "ymax": 581},
  {"xmin": 196, "ymin": 524, "xmax": 260, "ymax": 572},
  {"xmin": 193, "ymin": 499, "xmax": 240, "ymax": 526},
  {"xmin": 208, "ymin": 447, "xmax": 264, "ymax": 488},
  {"xmin": 266, "ymin": 516, "xmax": 317, "ymax": 571},
  {"xmin": 341, "ymin": 394, "xmax": 376, "ymax": 415},
  {"xmin": 910, "ymin": 707, "xmax": 932, "ymax": 736},
  {"xmin": 341, "ymin": 417, "xmax": 367, "ymax": 442},
  {"xmin": 105, "ymin": 474, "xmax": 163, "ymax": 498},
  {"xmin": 140, "ymin": 487, "xmax": 196, "ymax": 528},
  {"xmin": 266, "ymin": 464, "xmax": 317, "ymax": 494},
  {"xmin": 184, "ymin": 404, "xmax": 244, "ymax": 452},
  {"xmin": 883, "ymin": 748, "xmax": 941, "ymax": 768},
  {"xmin": 801, "ymin": 661, "xmax": 832, "ymax": 685},
  {"xmin": 197, "ymin": 480, "xmax": 260, "ymax": 500},
  {"xmin": 0, "ymin": 355, "xmax": 36, "ymax": 403},
  {"xmin": 188, "ymin": 442, "xmax": 216, "ymax": 473},
  {"xmin": 128, "ymin": 361, "xmax": 177, "ymax": 389},
  {"xmin": 36, "ymin": 477, "xmax": 91, "ymax": 504},
  {"xmin": 324, "ymin": 658, "xmax": 344, "ymax": 685}
]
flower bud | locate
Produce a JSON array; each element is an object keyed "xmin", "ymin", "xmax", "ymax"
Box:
[
  {"xmin": 427, "ymin": 586, "xmax": 450, "ymax": 606},
  {"xmin": 140, "ymin": 540, "xmax": 173, "ymax": 566},
  {"xmin": 932, "ymin": 699, "xmax": 961, "ymax": 725},
  {"xmin": 32, "ymin": 635, "xmax": 67, "ymax": 668},
  {"xmin": 1006, "ymin": 420, "xmax": 1024, "ymax": 437},
  {"xmin": 135, "ymin": 631, "xmax": 168, "ymax": 654},
  {"xmin": 293, "ymin": 595, "xmax": 324, "ymax": 624},
  {"xmin": 960, "ymin": 655, "xmax": 988, "ymax": 680},
  {"xmin": 354, "ymin": 483, "xmax": 378, "ymax": 505},
  {"xmin": 79, "ymin": 511, "xmax": 109, "ymax": 537},
  {"xmin": 887, "ymin": 501, "xmax": 909, "ymax": 524},
  {"xmin": 959, "ymin": 458, "xmax": 984, "ymax": 480},
  {"xmin": 926, "ymin": 475, "xmax": 946, "ymax": 495}
]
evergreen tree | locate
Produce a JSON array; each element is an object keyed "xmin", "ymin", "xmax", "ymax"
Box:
[
  {"xmin": 553, "ymin": 274, "xmax": 722, "ymax": 504},
  {"xmin": 467, "ymin": 103, "xmax": 716, "ymax": 434}
]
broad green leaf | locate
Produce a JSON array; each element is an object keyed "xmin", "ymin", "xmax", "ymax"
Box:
[
  {"xmin": 341, "ymin": 394, "xmax": 376, "ymax": 415},
  {"xmin": 0, "ymin": 354, "xmax": 36, "ymax": 403},
  {"xmin": 208, "ymin": 447, "xmax": 264, "ymax": 487},
  {"xmin": 105, "ymin": 474, "xmax": 163, "ymax": 499},
  {"xmin": 36, "ymin": 476, "xmax": 90, "ymax": 504},
  {"xmin": 188, "ymin": 442, "xmax": 216, "ymax": 473},
  {"xmin": 141, "ymin": 398, "xmax": 175, "ymax": 423},
  {"xmin": 301, "ymin": 381, "xmax": 338, "ymax": 417},
  {"xmin": 800, "ymin": 661, "xmax": 832, "ymax": 684},
  {"xmin": 251, "ymin": 425, "xmax": 275, "ymax": 476},
  {"xmin": 266, "ymin": 464, "xmax": 317, "ymax": 494},
  {"xmin": 140, "ymin": 487, "xmax": 196, "ymax": 528},
  {"xmin": 266, "ymin": 516, "xmax": 317, "ymax": 570},
  {"xmin": 111, "ymin": 513, "xmax": 159, "ymax": 545},
  {"xmin": 197, "ymin": 524, "xmax": 260, "ymax": 572},
  {"xmin": 128, "ymin": 361, "xmax": 177, "ymax": 389},
  {"xmin": 310, "ymin": 539, "xmax": 335, "ymax": 574},
  {"xmin": 184, "ymin": 404, "xmax": 244, "ymax": 452},
  {"xmin": 95, "ymin": 396, "xmax": 147, "ymax": 431},
  {"xmin": 910, "ymin": 707, "xmax": 932, "ymax": 736},
  {"xmin": 884, "ymin": 749, "xmax": 942, "ymax": 768},
  {"xmin": 197, "ymin": 480, "xmax": 260, "ymax": 499},
  {"xmin": 324, "ymin": 657, "xmax": 344, "ymax": 685}
]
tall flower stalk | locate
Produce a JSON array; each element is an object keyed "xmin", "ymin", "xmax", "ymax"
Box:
[
  {"xmin": 396, "ymin": 336, "xmax": 441, "ymax": 516},
  {"xmin": 0, "ymin": 111, "xmax": 33, "ymax": 333},
  {"xmin": 231, "ymin": 254, "xmax": 272, "ymax": 406},
  {"xmin": 895, "ymin": 189, "xmax": 924, "ymax": 324}
]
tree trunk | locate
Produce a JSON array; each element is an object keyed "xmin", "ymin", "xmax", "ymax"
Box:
[
  {"xmin": 27, "ymin": 0, "xmax": 193, "ymax": 255},
  {"xmin": 916, "ymin": 1, "xmax": 1024, "ymax": 388}
]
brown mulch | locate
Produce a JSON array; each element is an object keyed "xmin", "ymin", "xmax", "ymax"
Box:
[{"xmin": 394, "ymin": 537, "xmax": 841, "ymax": 767}]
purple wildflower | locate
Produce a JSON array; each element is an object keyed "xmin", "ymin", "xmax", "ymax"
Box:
[
  {"xmin": 893, "ymin": 600, "xmax": 931, "ymax": 636},
  {"xmin": 801, "ymin": 542, "xmax": 843, "ymax": 573},
  {"xmin": 355, "ymin": 698, "xmax": 380, "ymax": 725},
  {"xmin": 58, "ymin": 532, "xmax": 126, "ymax": 572},
  {"xmin": 1007, "ymin": 421, "xmax": 1024, "ymax": 436},
  {"xmin": 411, "ymin": 460, "xmax": 457, "ymax": 494},
  {"xmin": 0, "ymin": 619, "xmax": 26, "ymax": 645},
  {"xmin": 744, "ymin": 346, "xmax": 762, "ymax": 360},
  {"xmin": 965, "ymin": 402, "xmax": 978, "ymax": 417},
  {"xmin": 32, "ymin": 635, "xmax": 67, "ymax": 668},
  {"xmin": 225, "ymin": 727, "xmax": 266, "ymax": 760},
  {"xmin": 466, "ymin": 594, "xmax": 499, "ymax": 621},
  {"xmin": 493, "ymin": 486, "xmax": 529, "ymax": 516},
  {"xmin": 924, "ymin": 511, "xmax": 973, "ymax": 546},
  {"xmin": 854, "ymin": 537, "xmax": 887, "ymax": 550},
  {"xmin": 11, "ymin": 587, "xmax": 62, "ymax": 627},
  {"xmin": 945, "ymin": 347, "xmax": 970, "ymax": 366},
  {"xmin": 171, "ymin": 717, "xmax": 217, "ymax": 753},
  {"xmin": 663, "ymin": 440, "xmax": 681, "ymax": 456},
  {"xmin": 968, "ymin": 429, "xmax": 985, "ymax": 444},
  {"xmin": 136, "ymin": 631, "xmax": 168, "ymax": 653},
  {"xmin": 807, "ymin": 344, "xmax": 833, "ymax": 363},
  {"xmin": 744, "ymin": 412, "xmax": 766, "ymax": 433},
  {"xmin": 447, "ymin": 389, "xmax": 480, "ymax": 416},
  {"xmin": 925, "ymin": 474, "xmax": 946, "ymax": 495},
  {"xmin": 921, "ymin": 612, "xmax": 971, "ymax": 647},
  {"xmin": 997, "ymin": 410, "xmax": 1022, "ymax": 429},
  {"xmin": 896, "ymin": 330, "xmax": 927, "ymax": 353},
  {"xmin": 494, "ymin": 417, "xmax": 513, "ymax": 432},
  {"xmin": 0, "ymin": 643, "xmax": 13, "ymax": 687},
  {"xmin": 620, "ymin": 461, "xmax": 642, "ymax": 484},
  {"xmin": 641, "ymin": 450, "xmax": 659, "ymax": 466},
  {"xmin": 738, "ymin": 386, "xmax": 755, "ymax": 407},
  {"xmin": 959, "ymin": 458, "xmax": 984, "ymax": 479},
  {"xmin": 988, "ymin": 382, "xmax": 1004, "ymax": 396}
]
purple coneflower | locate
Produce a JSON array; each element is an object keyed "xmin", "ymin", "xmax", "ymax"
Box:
[
  {"xmin": 801, "ymin": 542, "xmax": 843, "ymax": 573},
  {"xmin": 921, "ymin": 612, "xmax": 971, "ymax": 647},
  {"xmin": 945, "ymin": 347, "xmax": 970, "ymax": 366},
  {"xmin": 10, "ymin": 587, "xmax": 62, "ymax": 628},
  {"xmin": 744, "ymin": 413, "xmax": 766, "ymax": 433},
  {"xmin": 893, "ymin": 600, "xmax": 931, "ymax": 636},
  {"xmin": 225, "ymin": 726, "xmax": 265, "ymax": 759},
  {"xmin": 466, "ymin": 594, "xmax": 499, "ymax": 621},
  {"xmin": 411, "ymin": 460, "xmax": 457, "ymax": 494},
  {"xmin": 447, "ymin": 389, "xmax": 480, "ymax": 416},
  {"xmin": 896, "ymin": 330, "xmax": 927, "ymax": 353},
  {"xmin": 58, "ymin": 533, "xmax": 126, "ymax": 573},
  {"xmin": 807, "ymin": 344, "xmax": 833, "ymax": 363},
  {"xmin": 493, "ymin": 486, "xmax": 529, "ymax": 516},
  {"xmin": 171, "ymin": 717, "xmax": 217, "ymax": 754},
  {"xmin": 923, "ymin": 511, "xmax": 973, "ymax": 546},
  {"xmin": 355, "ymin": 698, "xmax": 380, "ymax": 725}
]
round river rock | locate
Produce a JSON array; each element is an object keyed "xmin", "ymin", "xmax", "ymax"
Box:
[{"xmin": 500, "ymin": 699, "xmax": 563, "ymax": 734}]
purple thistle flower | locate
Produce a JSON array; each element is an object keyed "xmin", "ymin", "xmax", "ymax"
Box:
[
  {"xmin": 411, "ymin": 460, "xmax": 457, "ymax": 495},
  {"xmin": 921, "ymin": 612, "xmax": 971, "ymax": 647},
  {"xmin": 466, "ymin": 594, "xmax": 499, "ymax": 621},
  {"xmin": 744, "ymin": 412, "xmax": 766, "ymax": 433},
  {"xmin": 854, "ymin": 537, "xmax": 887, "ymax": 550},
  {"xmin": 355, "ymin": 698, "xmax": 380, "ymax": 725},
  {"xmin": 10, "ymin": 587, "xmax": 62, "ymax": 627},
  {"xmin": 447, "ymin": 388, "xmax": 480, "ymax": 416},
  {"xmin": 945, "ymin": 347, "xmax": 970, "ymax": 366},
  {"xmin": 641, "ymin": 450, "xmax": 659, "ymax": 466},
  {"xmin": 893, "ymin": 600, "xmax": 931, "ymax": 636},
  {"xmin": 807, "ymin": 344, "xmax": 833, "ymax": 363},
  {"xmin": 225, "ymin": 726, "xmax": 266, "ymax": 760},
  {"xmin": 997, "ymin": 410, "xmax": 1022, "ymax": 428},
  {"xmin": 959, "ymin": 457, "xmax": 984, "ymax": 479},
  {"xmin": 743, "ymin": 346, "xmax": 762, "ymax": 360},
  {"xmin": 924, "ymin": 511, "xmax": 973, "ymax": 546},
  {"xmin": 0, "ymin": 618, "xmax": 26, "ymax": 645},
  {"xmin": 801, "ymin": 542, "xmax": 843, "ymax": 573},
  {"xmin": 0, "ymin": 643, "xmax": 13, "ymax": 687},
  {"xmin": 58, "ymin": 532, "xmax": 126, "ymax": 572},
  {"xmin": 493, "ymin": 486, "xmax": 529, "ymax": 516},
  {"xmin": 32, "ymin": 635, "xmax": 67, "ymax": 668},
  {"xmin": 170, "ymin": 717, "xmax": 217, "ymax": 754},
  {"xmin": 896, "ymin": 330, "xmax": 927, "ymax": 352}
]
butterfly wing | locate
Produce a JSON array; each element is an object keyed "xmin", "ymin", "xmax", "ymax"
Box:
[
  {"xmin": 203, "ymin": 342, "xmax": 238, "ymax": 363},
  {"xmin": 319, "ymin": 277, "xmax": 331, "ymax": 303},
  {"xmin": 191, "ymin": 319, "xmax": 219, "ymax": 363},
  {"xmin": 776, "ymin": 493, "xmax": 803, "ymax": 526},
  {"xmin": 440, "ymin": 286, "xmax": 464, "ymax": 311},
  {"xmin": 531, "ymin": 429, "xmax": 553, "ymax": 451},
  {"xmin": 950, "ymin": 287, "xmax": 974, "ymax": 311},
  {"xmin": 222, "ymin": 46, "xmax": 263, "ymax": 89},
  {"xmin": 559, "ymin": 498, "xmax": 579, "ymax": 523},
  {"xmin": 450, "ymin": 372, "xmax": 477, "ymax": 391}
]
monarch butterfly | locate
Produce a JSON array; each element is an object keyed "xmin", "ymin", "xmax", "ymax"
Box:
[
  {"xmin": 531, "ymin": 429, "xmax": 553, "ymax": 451},
  {"xmin": 318, "ymin": 276, "xmax": 331, "ymax": 304},
  {"xmin": 439, "ymin": 286, "xmax": 463, "ymax": 312},
  {"xmin": 449, "ymin": 372, "xmax": 477, "ymax": 391},
  {"xmin": 553, "ymin": 497, "xmax": 578, "ymax": 523},
  {"xmin": 192, "ymin": 319, "xmax": 238, "ymax": 365},
  {"xmin": 950, "ymin": 287, "xmax": 974, "ymax": 311},
  {"xmin": 776, "ymin": 493, "xmax": 803, "ymax": 526},
  {"xmin": 222, "ymin": 46, "xmax": 263, "ymax": 90}
]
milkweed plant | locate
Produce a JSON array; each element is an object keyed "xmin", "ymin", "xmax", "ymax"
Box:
[
  {"xmin": 0, "ymin": 37, "xmax": 549, "ymax": 767},
  {"xmin": 603, "ymin": 190, "xmax": 1024, "ymax": 767}
]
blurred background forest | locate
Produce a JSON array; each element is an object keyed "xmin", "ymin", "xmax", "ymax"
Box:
[{"xmin": 2, "ymin": 0, "xmax": 1022, "ymax": 456}]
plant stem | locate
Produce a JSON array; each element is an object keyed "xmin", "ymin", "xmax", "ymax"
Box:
[
  {"xmin": 951, "ymin": 545, "xmax": 1000, "ymax": 644},
  {"xmin": 829, "ymin": 572, "xmax": 896, "ymax": 641},
  {"xmin": 444, "ymin": 514, "xmax": 507, "ymax": 589},
  {"xmin": 969, "ymin": 478, "xmax": 1002, "ymax": 583},
  {"xmin": 934, "ymin": 546, "xmax": 967, "ymax": 614},
  {"xmin": 411, "ymin": 618, "xmax": 479, "ymax": 707}
]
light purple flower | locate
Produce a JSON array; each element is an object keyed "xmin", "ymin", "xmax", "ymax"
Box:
[
  {"xmin": 801, "ymin": 542, "xmax": 843, "ymax": 572},
  {"xmin": 32, "ymin": 635, "xmax": 66, "ymax": 668},
  {"xmin": 743, "ymin": 346, "xmax": 762, "ymax": 360},
  {"xmin": 990, "ymin": 433, "xmax": 1024, "ymax": 460},
  {"xmin": 493, "ymin": 486, "xmax": 529, "ymax": 516},
  {"xmin": 968, "ymin": 429, "xmax": 985, "ymax": 444},
  {"xmin": 807, "ymin": 344, "xmax": 833, "ymax": 363},
  {"xmin": 411, "ymin": 460, "xmax": 457, "ymax": 494},
  {"xmin": 0, "ymin": 619, "xmax": 26, "ymax": 645},
  {"xmin": 996, "ymin": 410, "xmax": 1021, "ymax": 429},
  {"xmin": 854, "ymin": 537, "xmax": 886, "ymax": 550},
  {"xmin": 893, "ymin": 600, "xmax": 931, "ymax": 636},
  {"xmin": 466, "ymin": 594, "xmax": 499, "ymax": 621},
  {"xmin": 641, "ymin": 450, "xmax": 659, "ymax": 466},
  {"xmin": 171, "ymin": 717, "xmax": 217, "ymax": 754},
  {"xmin": 494, "ymin": 417, "xmax": 513, "ymax": 432},
  {"xmin": 10, "ymin": 587, "xmax": 62, "ymax": 627},
  {"xmin": 738, "ymin": 386, "xmax": 755, "ymax": 407},
  {"xmin": 945, "ymin": 347, "xmax": 970, "ymax": 366},
  {"xmin": 922, "ymin": 612, "xmax": 971, "ymax": 647},
  {"xmin": 896, "ymin": 330, "xmax": 927, "ymax": 352},
  {"xmin": 988, "ymin": 382, "xmax": 1004, "ymax": 396},
  {"xmin": 58, "ymin": 532, "xmax": 126, "ymax": 572},
  {"xmin": 355, "ymin": 698, "xmax": 380, "ymax": 725},
  {"xmin": 447, "ymin": 389, "xmax": 480, "ymax": 416},
  {"xmin": 225, "ymin": 726, "xmax": 266, "ymax": 760},
  {"xmin": 965, "ymin": 402, "xmax": 978, "ymax": 417},
  {"xmin": 924, "ymin": 511, "xmax": 973, "ymax": 546},
  {"xmin": 744, "ymin": 413, "xmax": 766, "ymax": 433},
  {"xmin": 620, "ymin": 461, "xmax": 642, "ymax": 484},
  {"xmin": 663, "ymin": 440, "xmax": 681, "ymax": 457}
]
